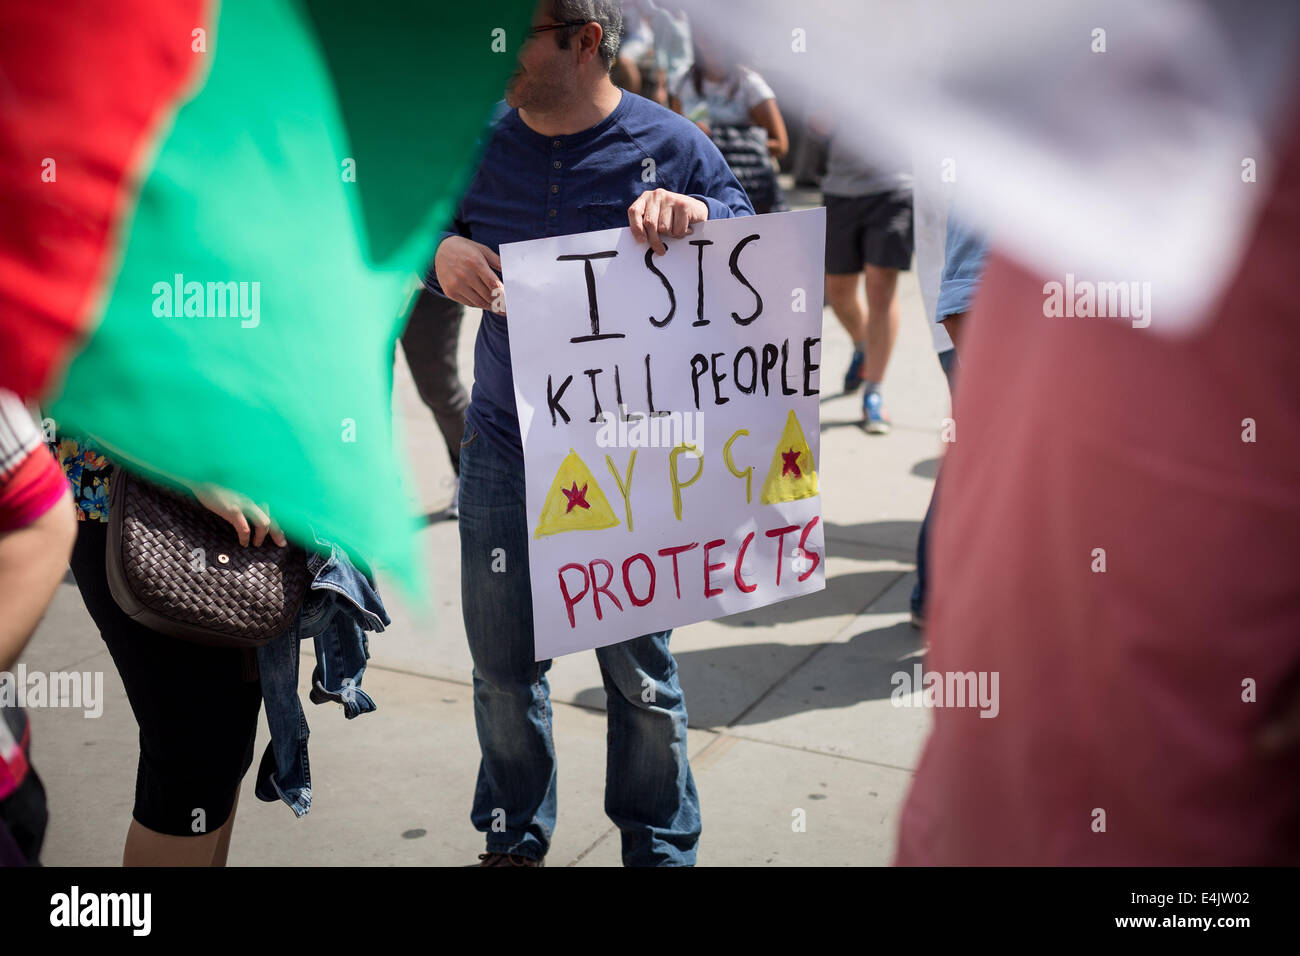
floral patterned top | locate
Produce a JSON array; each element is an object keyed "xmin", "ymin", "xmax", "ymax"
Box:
[{"xmin": 49, "ymin": 436, "xmax": 112, "ymax": 521}]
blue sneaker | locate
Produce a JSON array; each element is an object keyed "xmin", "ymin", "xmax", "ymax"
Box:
[
  {"xmin": 863, "ymin": 390, "xmax": 891, "ymax": 435},
  {"xmin": 843, "ymin": 349, "xmax": 865, "ymax": 392}
]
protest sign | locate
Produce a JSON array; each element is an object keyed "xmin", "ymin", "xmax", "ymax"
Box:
[{"xmin": 501, "ymin": 207, "xmax": 826, "ymax": 659}]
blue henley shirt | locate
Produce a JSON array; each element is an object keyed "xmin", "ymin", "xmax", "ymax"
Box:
[{"xmin": 429, "ymin": 90, "xmax": 754, "ymax": 463}]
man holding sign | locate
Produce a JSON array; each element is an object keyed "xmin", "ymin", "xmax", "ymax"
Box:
[{"xmin": 430, "ymin": 1, "xmax": 752, "ymax": 866}]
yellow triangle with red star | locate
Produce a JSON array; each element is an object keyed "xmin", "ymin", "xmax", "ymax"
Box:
[
  {"xmin": 760, "ymin": 410, "xmax": 818, "ymax": 504},
  {"xmin": 534, "ymin": 448, "xmax": 621, "ymax": 538}
]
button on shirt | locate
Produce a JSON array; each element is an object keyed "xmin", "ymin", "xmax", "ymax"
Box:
[{"xmin": 429, "ymin": 91, "xmax": 754, "ymax": 463}]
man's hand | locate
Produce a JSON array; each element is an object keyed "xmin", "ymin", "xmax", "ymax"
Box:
[
  {"xmin": 628, "ymin": 188, "xmax": 709, "ymax": 256},
  {"xmin": 192, "ymin": 484, "xmax": 287, "ymax": 548},
  {"xmin": 433, "ymin": 236, "xmax": 506, "ymax": 315}
]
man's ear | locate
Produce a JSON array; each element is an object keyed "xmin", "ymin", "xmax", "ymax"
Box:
[{"xmin": 579, "ymin": 22, "xmax": 604, "ymax": 66}]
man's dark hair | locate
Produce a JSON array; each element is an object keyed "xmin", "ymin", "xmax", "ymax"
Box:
[{"xmin": 549, "ymin": 0, "xmax": 623, "ymax": 72}]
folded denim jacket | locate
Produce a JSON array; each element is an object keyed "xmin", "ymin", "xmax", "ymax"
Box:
[{"xmin": 254, "ymin": 535, "xmax": 388, "ymax": 816}]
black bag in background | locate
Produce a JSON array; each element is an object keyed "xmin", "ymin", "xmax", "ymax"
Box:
[{"xmin": 710, "ymin": 124, "xmax": 787, "ymax": 215}]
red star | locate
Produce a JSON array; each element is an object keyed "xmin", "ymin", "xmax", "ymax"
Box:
[
  {"xmin": 781, "ymin": 449, "xmax": 802, "ymax": 478},
  {"xmin": 561, "ymin": 481, "xmax": 590, "ymax": 513}
]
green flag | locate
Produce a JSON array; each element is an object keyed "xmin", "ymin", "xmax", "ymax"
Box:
[{"xmin": 42, "ymin": 1, "xmax": 534, "ymax": 592}]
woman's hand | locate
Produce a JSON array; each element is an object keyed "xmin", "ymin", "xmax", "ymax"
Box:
[{"xmin": 192, "ymin": 484, "xmax": 287, "ymax": 548}]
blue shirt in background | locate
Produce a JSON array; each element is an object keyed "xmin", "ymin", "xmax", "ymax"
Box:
[
  {"xmin": 429, "ymin": 91, "xmax": 753, "ymax": 463},
  {"xmin": 937, "ymin": 213, "xmax": 990, "ymax": 320}
]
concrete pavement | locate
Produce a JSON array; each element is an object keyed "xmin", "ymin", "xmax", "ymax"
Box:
[{"xmin": 24, "ymin": 188, "xmax": 953, "ymax": 867}]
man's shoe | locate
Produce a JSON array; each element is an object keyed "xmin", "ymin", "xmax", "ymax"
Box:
[
  {"xmin": 910, "ymin": 610, "xmax": 924, "ymax": 630},
  {"xmin": 862, "ymin": 391, "xmax": 891, "ymax": 435},
  {"xmin": 843, "ymin": 348, "xmax": 865, "ymax": 392},
  {"xmin": 476, "ymin": 852, "xmax": 543, "ymax": 867}
]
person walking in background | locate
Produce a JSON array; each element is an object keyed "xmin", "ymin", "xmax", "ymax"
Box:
[
  {"xmin": 909, "ymin": 213, "xmax": 985, "ymax": 628},
  {"xmin": 897, "ymin": 87, "xmax": 1300, "ymax": 866},
  {"xmin": 53, "ymin": 430, "xmax": 288, "ymax": 866},
  {"xmin": 668, "ymin": 36, "xmax": 787, "ymax": 214},
  {"xmin": 613, "ymin": 0, "xmax": 655, "ymax": 96},
  {"xmin": 647, "ymin": 4, "xmax": 692, "ymax": 106},
  {"xmin": 399, "ymin": 286, "xmax": 469, "ymax": 519},
  {"xmin": 907, "ymin": 182, "xmax": 955, "ymax": 631},
  {"xmin": 615, "ymin": 1, "xmax": 692, "ymax": 107},
  {"xmin": 933, "ymin": 214, "xmax": 987, "ymax": 358},
  {"xmin": 821, "ymin": 126, "xmax": 914, "ymax": 434}
]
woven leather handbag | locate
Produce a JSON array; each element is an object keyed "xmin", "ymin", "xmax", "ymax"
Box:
[{"xmin": 105, "ymin": 469, "xmax": 310, "ymax": 648}]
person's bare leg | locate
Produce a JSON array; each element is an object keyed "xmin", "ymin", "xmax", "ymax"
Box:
[
  {"xmin": 210, "ymin": 788, "xmax": 240, "ymax": 867},
  {"xmin": 825, "ymin": 272, "xmax": 866, "ymax": 342},
  {"xmin": 122, "ymin": 788, "xmax": 241, "ymax": 866},
  {"xmin": 862, "ymin": 265, "xmax": 901, "ymax": 385},
  {"xmin": 123, "ymin": 819, "xmax": 223, "ymax": 867}
]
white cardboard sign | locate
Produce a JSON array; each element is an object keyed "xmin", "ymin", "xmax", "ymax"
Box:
[{"xmin": 502, "ymin": 208, "xmax": 826, "ymax": 659}]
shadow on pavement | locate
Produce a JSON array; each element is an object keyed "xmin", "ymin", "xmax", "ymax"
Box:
[
  {"xmin": 910, "ymin": 456, "xmax": 939, "ymax": 479},
  {"xmin": 573, "ymin": 618, "xmax": 925, "ymax": 728},
  {"xmin": 822, "ymin": 519, "xmax": 921, "ymax": 551},
  {"xmin": 710, "ymin": 567, "xmax": 903, "ymax": 627},
  {"xmin": 570, "ymin": 565, "xmax": 924, "ymax": 728}
]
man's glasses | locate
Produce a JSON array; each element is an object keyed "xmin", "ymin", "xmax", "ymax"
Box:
[{"xmin": 527, "ymin": 19, "xmax": 591, "ymax": 39}]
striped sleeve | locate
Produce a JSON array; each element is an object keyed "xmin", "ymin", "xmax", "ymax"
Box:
[{"xmin": 0, "ymin": 389, "xmax": 42, "ymax": 482}]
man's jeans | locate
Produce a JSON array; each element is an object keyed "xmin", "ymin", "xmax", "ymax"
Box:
[{"xmin": 458, "ymin": 423, "xmax": 700, "ymax": 866}]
